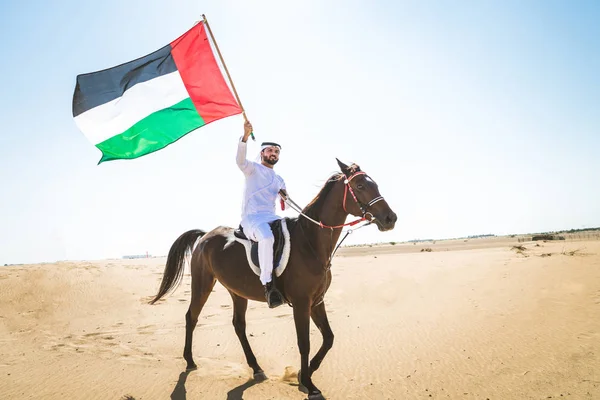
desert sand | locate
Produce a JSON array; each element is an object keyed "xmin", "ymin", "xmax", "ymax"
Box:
[{"xmin": 1, "ymin": 237, "xmax": 599, "ymax": 399}]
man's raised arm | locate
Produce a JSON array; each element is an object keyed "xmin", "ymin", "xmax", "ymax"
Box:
[{"xmin": 236, "ymin": 120, "xmax": 255, "ymax": 175}]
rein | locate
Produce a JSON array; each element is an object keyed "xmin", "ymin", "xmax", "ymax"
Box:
[
  {"xmin": 282, "ymin": 171, "xmax": 384, "ymax": 230},
  {"xmin": 284, "ymin": 195, "xmax": 366, "ymax": 230},
  {"xmin": 282, "ymin": 170, "xmax": 385, "ymax": 268}
]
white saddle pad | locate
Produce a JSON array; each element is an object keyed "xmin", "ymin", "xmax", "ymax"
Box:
[{"xmin": 224, "ymin": 221, "xmax": 291, "ymax": 277}]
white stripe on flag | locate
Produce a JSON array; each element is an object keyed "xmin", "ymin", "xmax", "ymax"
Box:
[{"xmin": 74, "ymin": 70, "xmax": 190, "ymax": 145}]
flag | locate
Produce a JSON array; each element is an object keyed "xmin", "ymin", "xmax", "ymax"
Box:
[{"xmin": 72, "ymin": 21, "xmax": 242, "ymax": 163}]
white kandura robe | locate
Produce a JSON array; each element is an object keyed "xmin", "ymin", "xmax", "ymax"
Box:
[{"xmin": 236, "ymin": 138, "xmax": 287, "ymax": 284}]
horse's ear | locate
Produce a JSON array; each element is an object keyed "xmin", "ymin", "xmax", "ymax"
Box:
[{"xmin": 336, "ymin": 158, "xmax": 351, "ymax": 176}]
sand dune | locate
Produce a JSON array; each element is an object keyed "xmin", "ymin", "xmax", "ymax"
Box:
[{"xmin": 1, "ymin": 238, "xmax": 599, "ymax": 399}]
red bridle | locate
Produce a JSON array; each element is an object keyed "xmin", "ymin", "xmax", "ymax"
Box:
[
  {"xmin": 323, "ymin": 171, "xmax": 385, "ymax": 229},
  {"xmin": 281, "ymin": 171, "xmax": 385, "ymax": 230}
]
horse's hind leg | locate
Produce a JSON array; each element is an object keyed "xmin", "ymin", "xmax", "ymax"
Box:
[
  {"xmin": 184, "ymin": 260, "xmax": 215, "ymax": 370},
  {"xmin": 308, "ymin": 301, "xmax": 334, "ymax": 375},
  {"xmin": 229, "ymin": 292, "xmax": 266, "ymax": 380}
]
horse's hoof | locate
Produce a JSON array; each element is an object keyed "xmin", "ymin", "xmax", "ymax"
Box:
[
  {"xmin": 186, "ymin": 363, "xmax": 197, "ymax": 371},
  {"xmin": 308, "ymin": 392, "xmax": 325, "ymax": 400},
  {"xmin": 297, "ymin": 369, "xmax": 308, "ymax": 394},
  {"xmin": 253, "ymin": 370, "xmax": 267, "ymax": 382}
]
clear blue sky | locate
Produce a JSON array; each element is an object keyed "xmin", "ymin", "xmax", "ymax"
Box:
[{"xmin": 1, "ymin": 0, "xmax": 599, "ymax": 264}]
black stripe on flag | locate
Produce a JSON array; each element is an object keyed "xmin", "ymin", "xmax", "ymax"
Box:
[{"xmin": 72, "ymin": 44, "xmax": 177, "ymax": 117}]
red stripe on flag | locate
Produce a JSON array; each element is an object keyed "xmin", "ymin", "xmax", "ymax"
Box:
[{"xmin": 170, "ymin": 23, "xmax": 242, "ymax": 124}]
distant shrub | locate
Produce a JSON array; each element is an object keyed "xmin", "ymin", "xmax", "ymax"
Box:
[
  {"xmin": 562, "ymin": 248, "xmax": 583, "ymax": 256},
  {"xmin": 533, "ymin": 234, "xmax": 565, "ymax": 241},
  {"xmin": 511, "ymin": 245, "xmax": 528, "ymax": 257}
]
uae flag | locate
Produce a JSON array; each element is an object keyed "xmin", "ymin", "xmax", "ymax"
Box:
[{"xmin": 72, "ymin": 21, "xmax": 242, "ymax": 163}]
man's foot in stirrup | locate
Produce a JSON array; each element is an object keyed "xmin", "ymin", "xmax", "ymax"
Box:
[{"xmin": 264, "ymin": 282, "xmax": 284, "ymax": 309}]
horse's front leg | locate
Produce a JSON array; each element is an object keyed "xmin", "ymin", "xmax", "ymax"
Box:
[
  {"xmin": 309, "ymin": 301, "xmax": 334, "ymax": 375},
  {"xmin": 293, "ymin": 299, "xmax": 325, "ymax": 400}
]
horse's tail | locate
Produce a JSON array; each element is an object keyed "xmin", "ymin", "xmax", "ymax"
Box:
[{"xmin": 149, "ymin": 229, "xmax": 206, "ymax": 305}]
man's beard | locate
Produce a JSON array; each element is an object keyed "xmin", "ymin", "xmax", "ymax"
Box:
[{"xmin": 263, "ymin": 155, "xmax": 278, "ymax": 165}]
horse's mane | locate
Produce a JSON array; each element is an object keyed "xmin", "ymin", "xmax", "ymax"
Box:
[{"xmin": 302, "ymin": 163, "xmax": 361, "ymax": 220}]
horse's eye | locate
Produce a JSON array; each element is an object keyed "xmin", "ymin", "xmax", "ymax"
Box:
[{"xmin": 357, "ymin": 184, "xmax": 364, "ymax": 190}]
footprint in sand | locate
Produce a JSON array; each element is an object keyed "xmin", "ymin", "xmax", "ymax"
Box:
[
  {"xmin": 137, "ymin": 325, "xmax": 157, "ymax": 335},
  {"xmin": 44, "ymin": 336, "xmax": 93, "ymax": 353},
  {"xmin": 84, "ymin": 330, "xmax": 119, "ymax": 338},
  {"xmin": 577, "ymin": 331, "xmax": 594, "ymax": 340},
  {"xmin": 46, "ymin": 329, "xmax": 160, "ymax": 362}
]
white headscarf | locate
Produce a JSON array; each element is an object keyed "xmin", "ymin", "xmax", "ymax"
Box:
[{"xmin": 255, "ymin": 142, "xmax": 281, "ymax": 162}]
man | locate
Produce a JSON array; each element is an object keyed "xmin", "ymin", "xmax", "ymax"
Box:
[{"xmin": 236, "ymin": 120, "xmax": 287, "ymax": 308}]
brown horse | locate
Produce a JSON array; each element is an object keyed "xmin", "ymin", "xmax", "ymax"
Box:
[{"xmin": 150, "ymin": 159, "xmax": 397, "ymax": 400}]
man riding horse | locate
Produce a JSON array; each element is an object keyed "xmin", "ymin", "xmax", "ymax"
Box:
[
  {"xmin": 151, "ymin": 123, "xmax": 397, "ymax": 398},
  {"xmin": 236, "ymin": 120, "xmax": 288, "ymax": 308}
]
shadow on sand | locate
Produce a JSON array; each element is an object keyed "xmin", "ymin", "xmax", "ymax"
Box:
[
  {"xmin": 226, "ymin": 377, "xmax": 265, "ymax": 400},
  {"xmin": 170, "ymin": 370, "xmax": 192, "ymax": 400},
  {"xmin": 169, "ymin": 369, "xmax": 270, "ymax": 400}
]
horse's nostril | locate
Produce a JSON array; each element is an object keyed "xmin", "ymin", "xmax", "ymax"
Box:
[{"xmin": 385, "ymin": 213, "xmax": 397, "ymax": 225}]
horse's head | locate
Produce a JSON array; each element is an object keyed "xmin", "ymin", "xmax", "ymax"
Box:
[{"xmin": 336, "ymin": 158, "xmax": 397, "ymax": 232}]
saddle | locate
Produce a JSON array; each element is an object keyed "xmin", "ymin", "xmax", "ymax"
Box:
[{"xmin": 233, "ymin": 218, "xmax": 295, "ymax": 274}]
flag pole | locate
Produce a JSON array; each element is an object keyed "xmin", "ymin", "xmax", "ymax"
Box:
[{"xmin": 202, "ymin": 14, "xmax": 255, "ymax": 141}]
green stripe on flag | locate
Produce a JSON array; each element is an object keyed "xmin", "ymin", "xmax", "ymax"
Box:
[{"xmin": 96, "ymin": 97, "xmax": 205, "ymax": 163}]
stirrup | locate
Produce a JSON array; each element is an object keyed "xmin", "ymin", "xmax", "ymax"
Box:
[{"xmin": 265, "ymin": 283, "xmax": 284, "ymax": 309}]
